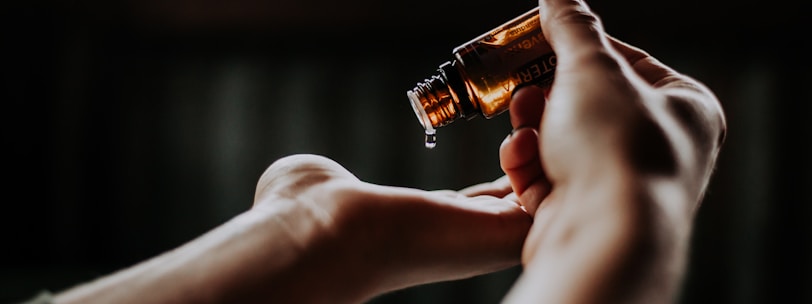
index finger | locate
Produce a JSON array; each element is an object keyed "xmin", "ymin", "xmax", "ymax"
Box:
[{"xmin": 458, "ymin": 175, "xmax": 514, "ymax": 198}]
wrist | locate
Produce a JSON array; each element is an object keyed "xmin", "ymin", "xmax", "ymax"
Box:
[
  {"xmin": 518, "ymin": 174, "xmax": 691, "ymax": 303},
  {"xmin": 248, "ymin": 182, "xmax": 387, "ymax": 303}
]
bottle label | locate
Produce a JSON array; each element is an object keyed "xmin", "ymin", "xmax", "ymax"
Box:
[
  {"xmin": 449, "ymin": 7, "xmax": 558, "ymax": 118},
  {"xmin": 481, "ymin": 25, "xmax": 556, "ymax": 89},
  {"xmin": 510, "ymin": 51, "xmax": 556, "ymax": 88}
]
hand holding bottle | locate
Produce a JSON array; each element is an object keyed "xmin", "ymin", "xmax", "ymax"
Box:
[{"xmin": 496, "ymin": 0, "xmax": 727, "ymax": 302}]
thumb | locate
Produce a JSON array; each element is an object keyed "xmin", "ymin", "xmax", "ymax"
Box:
[{"xmin": 499, "ymin": 128, "xmax": 550, "ymax": 216}]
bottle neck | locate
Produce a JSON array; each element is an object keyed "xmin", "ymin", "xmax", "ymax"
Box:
[{"xmin": 407, "ymin": 61, "xmax": 476, "ymax": 129}]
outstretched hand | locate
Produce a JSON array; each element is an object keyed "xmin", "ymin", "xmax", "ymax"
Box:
[
  {"xmin": 252, "ymin": 154, "xmax": 532, "ymax": 302},
  {"xmin": 54, "ymin": 154, "xmax": 532, "ymax": 304}
]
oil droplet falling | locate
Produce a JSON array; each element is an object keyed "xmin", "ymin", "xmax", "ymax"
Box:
[{"xmin": 424, "ymin": 130, "xmax": 437, "ymax": 149}]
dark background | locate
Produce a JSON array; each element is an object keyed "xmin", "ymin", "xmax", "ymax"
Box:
[{"xmin": 3, "ymin": 0, "xmax": 810, "ymax": 303}]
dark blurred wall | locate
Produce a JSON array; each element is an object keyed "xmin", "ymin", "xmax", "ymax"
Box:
[{"xmin": 3, "ymin": 0, "xmax": 810, "ymax": 303}]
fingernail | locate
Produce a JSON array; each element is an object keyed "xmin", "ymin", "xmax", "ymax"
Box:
[
  {"xmin": 502, "ymin": 130, "xmax": 514, "ymax": 146},
  {"xmin": 511, "ymin": 125, "xmax": 535, "ymax": 136}
]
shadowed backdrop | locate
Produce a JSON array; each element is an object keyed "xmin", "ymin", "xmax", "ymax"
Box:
[{"xmin": 3, "ymin": 0, "xmax": 810, "ymax": 303}]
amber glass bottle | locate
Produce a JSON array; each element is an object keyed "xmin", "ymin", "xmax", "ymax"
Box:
[{"xmin": 407, "ymin": 7, "xmax": 556, "ymax": 144}]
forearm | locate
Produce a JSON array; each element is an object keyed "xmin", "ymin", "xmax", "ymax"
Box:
[{"xmin": 53, "ymin": 199, "xmax": 364, "ymax": 304}]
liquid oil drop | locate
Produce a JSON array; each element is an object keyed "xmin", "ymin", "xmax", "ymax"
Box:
[{"xmin": 424, "ymin": 129, "xmax": 437, "ymax": 149}]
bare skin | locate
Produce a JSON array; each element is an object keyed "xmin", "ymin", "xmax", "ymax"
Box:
[
  {"xmin": 54, "ymin": 155, "xmax": 532, "ymax": 304},
  {"xmin": 491, "ymin": 0, "xmax": 726, "ymax": 302},
  {"xmin": 52, "ymin": 0, "xmax": 726, "ymax": 303}
]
